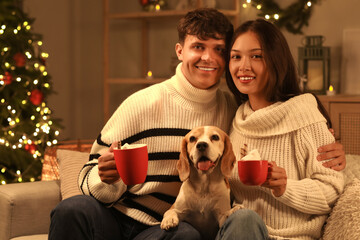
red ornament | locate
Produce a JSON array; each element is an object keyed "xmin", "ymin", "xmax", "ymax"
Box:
[
  {"xmin": 25, "ymin": 143, "xmax": 37, "ymax": 154},
  {"xmin": 29, "ymin": 89, "xmax": 44, "ymax": 105},
  {"xmin": 13, "ymin": 52, "xmax": 26, "ymax": 67},
  {"xmin": 1, "ymin": 72, "xmax": 13, "ymax": 85},
  {"xmin": 139, "ymin": 0, "xmax": 149, "ymax": 6},
  {"xmin": 40, "ymin": 57, "xmax": 46, "ymax": 66}
]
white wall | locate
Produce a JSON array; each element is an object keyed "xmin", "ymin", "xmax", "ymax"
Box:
[{"xmin": 23, "ymin": 0, "xmax": 360, "ymax": 140}]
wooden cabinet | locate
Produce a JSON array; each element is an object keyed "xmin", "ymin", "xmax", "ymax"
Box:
[
  {"xmin": 318, "ymin": 95, "xmax": 360, "ymax": 154},
  {"xmin": 102, "ymin": 0, "xmax": 240, "ymax": 121}
]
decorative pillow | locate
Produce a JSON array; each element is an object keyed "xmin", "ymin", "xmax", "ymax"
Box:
[
  {"xmin": 41, "ymin": 147, "xmax": 60, "ymax": 181},
  {"xmin": 57, "ymin": 149, "xmax": 90, "ymax": 200},
  {"xmin": 41, "ymin": 141, "xmax": 93, "ymax": 181},
  {"xmin": 322, "ymin": 178, "xmax": 360, "ymax": 239}
]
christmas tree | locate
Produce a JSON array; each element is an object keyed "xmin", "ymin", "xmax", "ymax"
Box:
[{"xmin": 0, "ymin": 0, "xmax": 61, "ymax": 184}]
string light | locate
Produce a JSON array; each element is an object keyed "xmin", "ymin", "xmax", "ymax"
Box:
[
  {"xmin": 25, "ymin": 51, "xmax": 32, "ymax": 59},
  {"xmin": 41, "ymin": 52, "xmax": 49, "ymax": 58}
]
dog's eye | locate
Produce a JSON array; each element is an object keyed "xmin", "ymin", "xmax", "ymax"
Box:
[
  {"xmin": 189, "ymin": 136, "xmax": 196, "ymax": 142},
  {"xmin": 211, "ymin": 134, "xmax": 220, "ymax": 141}
]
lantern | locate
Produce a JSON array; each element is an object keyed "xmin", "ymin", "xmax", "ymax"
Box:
[{"xmin": 298, "ymin": 35, "xmax": 330, "ymax": 94}]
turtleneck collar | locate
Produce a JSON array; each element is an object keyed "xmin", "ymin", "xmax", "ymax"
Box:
[
  {"xmin": 232, "ymin": 94, "xmax": 327, "ymax": 137},
  {"xmin": 165, "ymin": 63, "xmax": 221, "ymax": 111}
]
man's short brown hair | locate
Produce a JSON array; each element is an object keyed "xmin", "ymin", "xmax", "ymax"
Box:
[{"xmin": 177, "ymin": 8, "xmax": 233, "ymax": 47}]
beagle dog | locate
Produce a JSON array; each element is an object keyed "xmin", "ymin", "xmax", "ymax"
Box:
[{"xmin": 160, "ymin": 126, "xmax": 240, "ymax": 239}]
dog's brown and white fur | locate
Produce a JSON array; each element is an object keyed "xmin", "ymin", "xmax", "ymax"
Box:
[{"xmin": 160, "ymin": 126, "xmax": 240, "ymax": 239}]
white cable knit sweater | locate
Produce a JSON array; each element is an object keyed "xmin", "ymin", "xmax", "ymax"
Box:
[
  {"xmin": 78, "ymin": 63, "xmax": 237, "ymax": 226},
  {"xmin": 229, "ymin": 94, "xmax": 344, "ymax": 240}
]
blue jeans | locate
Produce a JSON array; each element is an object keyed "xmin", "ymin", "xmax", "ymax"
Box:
[
  {"xmin": 216, "ymin": 209, "xmax": 268, "ymax": 240},
  {"xmin": 49, "ymin": 195, "xmax": 201, "ymax": 240}
]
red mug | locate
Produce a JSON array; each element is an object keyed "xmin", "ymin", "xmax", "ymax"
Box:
[
  {"xmin": 113, "ymin": 144, "xmax": 148, "ymax": 185},
  {"xmin": 238, "ymin": 160, "xmax": 268, "ymax": 186}
]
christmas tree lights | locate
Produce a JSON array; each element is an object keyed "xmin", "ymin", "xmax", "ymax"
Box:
[
  {"xmin": 243, "ymin": 0, "xmax": 319, "ymax": 34},
  {"xmin": 0, "ymin": 0, "xmax": 62, "ymax": 184}
]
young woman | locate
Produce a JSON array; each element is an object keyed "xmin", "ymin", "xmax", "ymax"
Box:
[{"xmin": 226, "ymin": 19, "xmax": 344, "ymax": 239}]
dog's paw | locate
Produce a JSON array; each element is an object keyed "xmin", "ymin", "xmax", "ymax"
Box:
[
  {"xmin": 229, "ymin": 204, "xmax": 243, "ymax": 214},
  {"xmin": 160, "ymin": 210, "xmax": 179, "ymax": 230},
  {"xmin": 218, "ymin": 205, "xmax": 244, "ymax": 227}
]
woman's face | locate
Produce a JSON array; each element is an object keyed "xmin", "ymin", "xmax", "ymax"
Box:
[{"xmin": 229, "ymin": 31, "xmax": 268, "ymax": 101}]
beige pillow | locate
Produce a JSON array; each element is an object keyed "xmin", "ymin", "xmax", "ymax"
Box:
[
  {"xmin": 322, "ymin": 178, "xmax": 360, "ymax": 239},
  {"xmin": 57, "ymin": 149, "xmax": 90, "ymax": 200}
]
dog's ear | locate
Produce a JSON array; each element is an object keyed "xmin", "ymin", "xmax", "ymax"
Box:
[
  {"xmin": 177, "ymin": 137, "xmax": 190, "ymax": 181},
  {"xmin": 221, "ymin": 134, "xmax": 236, "ymax": 177}
]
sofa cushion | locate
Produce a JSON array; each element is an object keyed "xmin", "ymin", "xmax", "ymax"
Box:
[
  {"xmin": 0, "ymin": 181, "xmax": 60, "ymax": 240},
  {"xmin": 57, "ymin": 149, "xmax": 89, "ymax": 200},
  {"xmin": 41, "ymin": 140, "xmax": 93, "ymax": 181},
  {"xmin": 322, "ymin": 178, "xmax": 360, "ymax": 239},
  {"xmin": 11, "ymin": 234, "xmax": 48, "ymax": 240}
]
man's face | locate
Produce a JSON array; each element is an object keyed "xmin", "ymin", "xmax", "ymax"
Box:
[{"xmin": 175, "ymin": 35, "xmax": 226, "ymax": 89}]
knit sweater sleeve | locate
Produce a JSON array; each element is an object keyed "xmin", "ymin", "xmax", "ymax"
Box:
[
  {"xmin": 275, "ymin": 122, "xmax": 344, "ymax": 214},
  {"xmin": 78, "ymin": 87, "xmax": 159, "ymax": 205}
]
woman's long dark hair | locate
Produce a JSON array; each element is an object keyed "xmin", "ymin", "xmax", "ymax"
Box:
[{"xmin": 225, "ymin": 19, "xmax": 332, "ymax": 128}]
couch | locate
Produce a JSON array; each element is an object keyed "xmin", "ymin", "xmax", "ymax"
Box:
[
  {"xmin": 0, "ymin": 144, "xmax": 360, "ymax": 240},
  {"xmin": 0, "ymin": 141, "xmax": 92, "ymax": 240}
]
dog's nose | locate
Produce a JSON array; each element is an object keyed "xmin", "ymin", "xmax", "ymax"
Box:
[{"xmin": 196, "ymin": 142, "xmax": 208, "ymax": 152}]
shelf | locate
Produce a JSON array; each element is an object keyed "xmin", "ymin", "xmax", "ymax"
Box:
[
  {"xmin": 108, "ymin": 9, "xmax": 239, "ymax": 20},
  {"xmin": 103, "ymin": 0, "xmax": 240, "ymax": 121}
]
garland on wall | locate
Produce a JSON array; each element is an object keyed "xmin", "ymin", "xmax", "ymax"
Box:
[{"xmin": 243, "ymin": 0, "xmax": 320, "ymax": 34}]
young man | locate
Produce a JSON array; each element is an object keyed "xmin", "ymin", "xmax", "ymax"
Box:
[{"xmin": 49, "ymin": 8, "xmax": 345, "ymax": 240}]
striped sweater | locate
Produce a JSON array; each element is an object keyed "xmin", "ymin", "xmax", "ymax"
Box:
[
  {"xmin": 78, "ymin": 63, "xmax": 237, "ymax": 226},
  {"xmin": 229, "ymin": 94, "xmax": 344, "ymax": 240}
]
